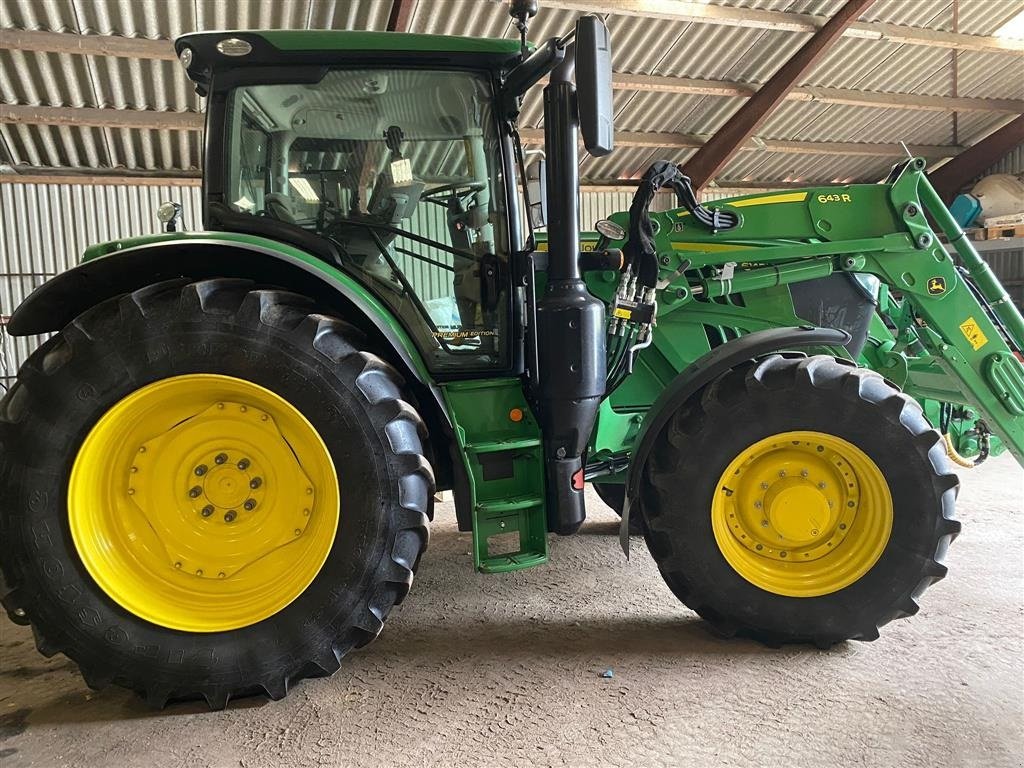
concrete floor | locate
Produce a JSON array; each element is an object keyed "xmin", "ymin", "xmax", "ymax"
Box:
[{"xmin": 1, "ymin": 455, "xmax": 1021, "ymax": 768}]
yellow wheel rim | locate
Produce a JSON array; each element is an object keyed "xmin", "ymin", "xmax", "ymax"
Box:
[
  {"xmin": 710, "ymin": 431, "xmax": 893, "ymax": 598},
  {"xmin": 68, "ymin": 374, "xmax": 340, "ymax": 632}
]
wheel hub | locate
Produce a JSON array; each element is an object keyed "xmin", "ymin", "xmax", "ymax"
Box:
[
  {"xmin": 765, "ymin": 481, "xmax": 831, "ymax": 544},
  {"xmin": 68, "ymin": 374, "xmax": 339, "ymax": 632},
  {"xmin": 129, "ymin": 400, "xmax": 314, "ymax": 580},
  {"xmin": 711, "ymin": 431, "xmax": 892, "ymax": 597}
]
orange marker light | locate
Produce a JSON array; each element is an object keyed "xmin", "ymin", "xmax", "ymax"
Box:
[{"xmin": 508, "ymin": 408, "xmax": 524, "ymax": 423}]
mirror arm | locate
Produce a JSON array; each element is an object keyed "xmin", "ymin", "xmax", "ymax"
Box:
[{"xmin": 500, "ymin": 39, "xmax": 566, "ymax": 118}]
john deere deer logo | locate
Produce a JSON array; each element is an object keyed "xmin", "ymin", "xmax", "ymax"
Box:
[{"xmin": 927, "ymin": 276, "xmax": 947, "ymax": 295}]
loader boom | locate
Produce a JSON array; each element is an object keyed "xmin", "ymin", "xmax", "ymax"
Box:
[{"xmin": 579, "ymin": 159, "xmax": 1024, "ymax": 469}]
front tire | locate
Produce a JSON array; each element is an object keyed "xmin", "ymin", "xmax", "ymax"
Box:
[
  {"xmin": 0, "ymin": 278, "xmax": 434, "ymax": 707},
  {"xmin": 640, "ymin": 354, "xmax": 959, "ymax": 647}
]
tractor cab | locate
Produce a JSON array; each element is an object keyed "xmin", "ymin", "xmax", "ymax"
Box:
[
  {"xmin": 178, "ymin": 33, "xmax": 525, "ymax": 373},
  {"xmin": 177, "ymin": 15, "xmax": 611, "ymax": 386}
]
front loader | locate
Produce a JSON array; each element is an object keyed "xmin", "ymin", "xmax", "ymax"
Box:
[{"xmin": 1, "ymin": 3, "xmax": 1022, "ymax": 708}]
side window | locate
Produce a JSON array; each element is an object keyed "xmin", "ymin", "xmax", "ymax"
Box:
[{"xmin": 235, "ymin": 119, "xmax": 269, "ymax": 214}]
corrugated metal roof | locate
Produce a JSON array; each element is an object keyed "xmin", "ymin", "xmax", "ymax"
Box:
[{"xmin": 1, "ymin": 0, "xmax": 1021, "ymax": 185}]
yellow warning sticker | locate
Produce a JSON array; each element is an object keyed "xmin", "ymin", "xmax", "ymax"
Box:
[
  {"xmin": 959, "ymin": 317, "xmax": 989, "ymax": 351},
  {"xmin": 613, "ymin": 307, "xmax": 632, "ymax": 320}
]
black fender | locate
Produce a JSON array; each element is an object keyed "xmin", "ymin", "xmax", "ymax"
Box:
[
  {"xmin": 8, "ymin": 239, "xmax": 459, "ymax": 490},
  {"xmin": 619, "ymin": 325, "xmax": 852, "ymax": 553}
]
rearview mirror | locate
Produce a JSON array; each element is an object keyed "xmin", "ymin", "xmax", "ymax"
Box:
[
  {"xmin": 574, "ymin": 16, "xmax": 613, "ymax": 157},
  {"xmin": 526, "ymin": 158, "xmax": 547, "ymax": 229}
]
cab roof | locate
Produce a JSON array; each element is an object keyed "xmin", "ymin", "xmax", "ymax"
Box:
[{"xmin": 175, "ymin": 30, "xmax": 524, "ymax": 93}]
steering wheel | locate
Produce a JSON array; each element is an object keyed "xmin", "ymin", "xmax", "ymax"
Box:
[{"xmin": 421, "ymin": 181, "xmax": 486, "ymax": 207}]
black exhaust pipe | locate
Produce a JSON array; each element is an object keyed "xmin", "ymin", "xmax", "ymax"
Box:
[{"xmin": 535, "ymin": 48, "xmax": 606, "ymax": 535}]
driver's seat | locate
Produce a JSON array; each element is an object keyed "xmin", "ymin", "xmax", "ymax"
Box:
[{"xmin": 264, "ymin": 193, "xmax": 298, "ymax": 225}]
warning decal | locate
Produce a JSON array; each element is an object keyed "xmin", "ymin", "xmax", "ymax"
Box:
[{"xmin": 959, "ymin": 317, "xmax": 989, "ymax": 351}]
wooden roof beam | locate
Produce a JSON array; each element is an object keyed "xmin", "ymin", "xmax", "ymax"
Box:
[
  {"xmin": 387, "ymin": 0, "xmax": 415, "ymax": 32},
  {"xmin": 0, "ymin": 107, "xmax": 960, "ymax": 161},
  {"xmin": 0, "ymin": 104, "xmax": 204, "ymax": 131},
  {"xmin": 0, "ymin": 28, "xmax": 176, "ymax": 59},
  {"xmin": 3, "ymin": 30, "xmax": 1019, "ymax": 115},
  {"xmin": 929, "ymin": 114, "xmax": 1024, "ymax": 201},
  {"xmin": 544, "ymin": 1, "xmax": 1024, "ymax": 53},
  {"xmin": 519, "ymin": 128, "xmax": 959, "ymax": 159},
  {"xmin": 611, "ymin": 74, "xmax": 1024, "ymax": 114},
  {"xmin": 683, "ymin": 0, "xmax": 877, "ymax": 190}
]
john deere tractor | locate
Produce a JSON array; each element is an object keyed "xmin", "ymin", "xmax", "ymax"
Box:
[{"xmin": 2, "ymin": 4, "xmax": 1022, "ymax": 709}]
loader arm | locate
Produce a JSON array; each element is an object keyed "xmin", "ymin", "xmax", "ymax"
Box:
[{"xmin": 585, "ymin": 159, "xmax": 1024, "ymax": 466}]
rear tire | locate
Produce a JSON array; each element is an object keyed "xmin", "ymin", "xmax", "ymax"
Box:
[
  {"xmin": 640, "ymin": 354, "xmax": 959, "ymax": 646},
  {"xmin": 0, "ymin": 278, "xmax": 434, "ymax": 707}
]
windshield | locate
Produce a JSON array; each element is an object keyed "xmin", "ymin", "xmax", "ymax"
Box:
[{"xmin": 225, "ymin": 68, "xmax": 511, "ymax": 372}]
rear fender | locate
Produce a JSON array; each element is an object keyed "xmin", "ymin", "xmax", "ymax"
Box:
[{"xmin": 8, "ymin": 236, "xmax": 458, "ymax": 487}]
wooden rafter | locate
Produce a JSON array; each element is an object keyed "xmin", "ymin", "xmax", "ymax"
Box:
[
  {"xmin": 610, "ymin": 74, "xmax": 1023, "ymax": 114},
  {"xmin": 929, "ymin": 115, "xmax": 1024, "ymax": 201},
  {"xmin": 683, "ymin": 0, "xmax": 877, "ymax": 190},
  {"xmin": 0, "ymin": 105, "xmax": 204, "ymax": 131},
  {"xmin": 0, "ymin": 28, "xmax": 176, "ymax": 59},
  {"xmin": 0, "ymin": 107, "xmax": 961, "ymax": 161},
  {"xmin": 543, "ymin": 1, "xmax": 1024, "ymax": 53},
  {"xmin": 386, "ymin": 0, "xmax": 415, "ymax": 32},
  {"xmin": 4, "ymin": 30, "xmax": 1021, "ymax": 116},
  {"xmin": 518, "ymin": 128, "xmax": 958, "ymax": 159}
]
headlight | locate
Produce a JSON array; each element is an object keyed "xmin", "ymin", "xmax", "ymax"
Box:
[
  {"xmin": 157, "ymin": 201, "xmax": 183, "ymax": 233},
  {"xmin": 178, "ymin": 46, "xmax": 193, "ymax": 70}
]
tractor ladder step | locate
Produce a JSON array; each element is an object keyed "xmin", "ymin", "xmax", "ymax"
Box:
[{"xmin": 441, "ymin": 379, "xmax": 549, "ymax": 574}]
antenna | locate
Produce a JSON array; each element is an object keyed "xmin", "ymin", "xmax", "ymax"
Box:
[
  {"xmin": 900, "ymin": 140, "xmax": 913, "ymax": 160},
  {"xmin": 508, "ymin": 0, "xmax": 539, "ymax": 58}
]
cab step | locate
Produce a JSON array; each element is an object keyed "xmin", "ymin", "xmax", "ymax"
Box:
[{"xmin": 441, "ymin": 379, "xmax": 549, "ymax": 573}]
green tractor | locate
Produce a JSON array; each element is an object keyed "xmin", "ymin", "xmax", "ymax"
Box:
[{"xmin": 2, "ymin": 5, "xmax": 1022, "ymax": 709}]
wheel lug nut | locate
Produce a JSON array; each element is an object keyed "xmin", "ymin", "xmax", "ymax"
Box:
[
  {"xmin": 194, "ymin": 464, "xmax": 208, "ymax": 476},
  {"xmin": 188, "ymin": 486, "xmax": 202, "ymax": 498},
  {"xmin": 237, "ymin": 458, "xmax": 250, "ymax": 470},
  {"xmin": 250, "ymin": 477, "xmax": 262, "ymax": 489},
  {"xmin": 800, "ymin": 469, "xmax": 809, "ymax": 478},
  {"xmin": 754, "ymin": 501, "xmax": 763, "ymax": 509},
  {"xmin": 818, "ymin": 481, "xmax": 826, "ymax": 489},
  {"xmin": 778, "ymin": 470, "xmax": 787, "ymax": 477},
  {"xmin": 760, "ymin": 482, "xmax": 769, "ymax": 490},
  {"xmin": 201, "ymin": 505, "xmax": 214, "ymax": 517},
  {"xmin": 215, "ymin": 453, "xmax": 228, "ymax": 465},
  {"xmin": 761, "ymin": 519, "xmax": 769, "ymax": 527},
  {"xmin": 224, "ymin": 510, "xmax": 237, "ymax": 523},
  {"xmin": 243, "ymin": 498, "xmax": 256, "ymax": 511}
]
